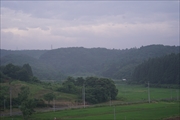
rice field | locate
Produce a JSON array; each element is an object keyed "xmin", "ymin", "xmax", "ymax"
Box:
[
  {"xmin": 1, "ymin": 83, "xmax": 179, "ymax": 120},
  {"xmin": 2, "ymin": 102, "xmax": 179, "ymax": 120}
]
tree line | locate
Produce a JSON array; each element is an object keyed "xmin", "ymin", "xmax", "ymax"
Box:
[
  {"xmin": 132, "ymin": 53, "xmax": 179, "ymax": 85},
  {"xmin": 1, "ymin": 45, "xmax": 179, "ymax": 80},
  {"xmin": 0, "ymin": 63, "xmax": 39, "ymax": 83},
  {"xmin": 0, "ymin": 63, "xmax": 42, "ymax": 119}
]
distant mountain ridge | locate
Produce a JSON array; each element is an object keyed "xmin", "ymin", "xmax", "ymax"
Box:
[
  {"xmin": 0, "ymin": 49, "xmax": 47, "ymax": 59},
  {"xmin": 0, "ymin": 45, "xmax": 179, "ymax": 80}
]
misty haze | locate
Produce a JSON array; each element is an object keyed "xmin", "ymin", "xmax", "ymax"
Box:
[{"xmin": 0, "ymin": 1, "xmax": 179, "ymax": 120}]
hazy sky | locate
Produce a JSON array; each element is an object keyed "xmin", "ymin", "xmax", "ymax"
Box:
[{"xmin": 1, "ymin": 1, "xmax": 179, "ymax": 50}]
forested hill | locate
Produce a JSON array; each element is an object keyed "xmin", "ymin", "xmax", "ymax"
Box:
[
  {"xmin": 132, "ymin": 53, "xmax": 179, "ymax": 84},
  {"xmin": 1, "ymin": 49, "xmax": 47, "ymax": 59},
  {"xmin": 39, "ymin": 47, "xmax": 119, "ymax": 75},
  {"xmin": 0, "ymin": 45, "xmax": 179, "ymax": 80}
]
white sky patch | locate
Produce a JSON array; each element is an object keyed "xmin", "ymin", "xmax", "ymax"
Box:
[{"xmin": 1, "ymin": 1, "xmax": 179, "ymax": 50}]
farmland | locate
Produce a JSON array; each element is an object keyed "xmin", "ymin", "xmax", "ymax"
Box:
[
  {"xmin": 116, "ymin": 84, "xmax": 179, "ymax": 102},
  {"xmin": 1, "ymin": 102, "xmax": 179, "ymax": 120},
  {"xmin": 1, "ymin": 82, "xmax": 179, "ymax": 120}
]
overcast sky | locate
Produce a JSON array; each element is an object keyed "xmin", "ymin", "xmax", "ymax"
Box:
[{"xmin": 1, "ymin": 1, "xmax": 179, "ymax": 50}]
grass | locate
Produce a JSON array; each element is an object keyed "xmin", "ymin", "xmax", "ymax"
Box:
[
  {"xmin": 2, "ymin": 102, "xmax": 179, "ymax": 120},
  {"xmin": 1, "ymin": 82, "xmax": 179, "ymax": 120},
  {"xmin": 1, "ymin": 80, "xmax": 77, "ymax": 101},
  {"xmin": 4, "ymin": 81, "xmax": 179, "ymax": 103},
  {"xmin": 116, "ymin": 84, "xmax": 179, "ymax": 102}
]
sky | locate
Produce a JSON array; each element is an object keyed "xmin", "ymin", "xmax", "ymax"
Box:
[{"xmin": 0, "ymin": 1, "xmax": 179, "ymax": 50}]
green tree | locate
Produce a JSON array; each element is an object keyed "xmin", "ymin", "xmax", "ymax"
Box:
[
  {"xmin": 18, "ymin": 86, "xmax": 36, "ymax": 120},
  {"xmin": 3, "ymin": 63, "xmax": 21, "ymax": 80},
  {"xmin": 85, "ymin": 77, "xmax": 118, "ymax": 104},
  {"xmin": 0, "ymin": 71, "xmax": 11, "ymax": 83},
  {"xmin": 43, "ymin": 92, "xmax": 55, "ymax": 106},
  {"xmin": 66, "ymin": 76, "xmax": 75, "ymax": 84},
  {"xmin": 20, "ymin": 99, "xmax": 36, "ymax": 120},
  {"xmin": 17, "ymin": 69, "xmax": 30, "ymax": 81},
  {"xmin": 18, "ymin": 86, "xmax": 30, "ymax": 102},
  {"xmin": 60, "ymin": 77, "xmax": 78, "ymax": 94},
  {"xmin": 75, "ymin": 77, "xmax": 85, "ymax": 86},
  {"xmin": 23, "ymin": 64, "xmax": 33, "ymax": 77},
  {"xmin": 2, "ymin": 63, "xmax": 34, "ymax": 82}
]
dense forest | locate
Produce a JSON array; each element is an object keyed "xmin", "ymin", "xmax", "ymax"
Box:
[
  {"xmin": 132, "ymin": 53, "xmax": 179, "ymax": 84},
  {"xmin": 0, "ymin": 63, "xmax": 39, "ymax": 83},
  {"xmin": 0, "ymin": 45, "xmax": 179, "ymax": 81}
]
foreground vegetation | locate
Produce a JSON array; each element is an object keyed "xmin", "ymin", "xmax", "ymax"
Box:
[
  {"xmin": 0, "ymin": 65, "xmax": 118, "ymax": 119},
  {"xmin": 1, "ymin": 82, "xmax": 179, "ymax": 120},
  {"xmin": 2, "ymin": 102, "xmax": 179, "ymax": 120}
]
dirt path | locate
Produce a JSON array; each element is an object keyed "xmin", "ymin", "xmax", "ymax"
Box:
[{"xmin": 164, "ymin": 116, "xmax": 180, "ymax": 120}]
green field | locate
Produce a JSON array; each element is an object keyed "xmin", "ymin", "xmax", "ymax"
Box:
[
  {"xmin": 116, "ymin": 84, "xmax": 179, "ymax": 102},
  {"xmin": 2, "ymin": 102, "xmax": 179, "ymax": 120},
  {"xmin": 4, "ymin": 81, "xmax": 179, "ymax": 103},
  {"xmin": 1, "ymin": 82, "xmax": 180, "ymax": 120}
]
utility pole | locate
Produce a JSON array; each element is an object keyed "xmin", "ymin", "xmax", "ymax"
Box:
[
  {"xmin": 109, "ymin": 93, "xmax": 112, "ymax": 107},
  {"xmin": 83, "ymin": 84, "xmax": 85, "ymax": 108},
  {"xmin": 9, "ymin": 84, "xmax": 12, "ymax": 116},
  {"xmin": 177, "ymin": 90, "xmax": 179, "ymax": 101},
  {"xmin": 114, "ymin": 106, "xmax": 116, "ymax": 120},
  {"xmin": 53, "ymin": 80, "xmax": 55, "ymax": 112},
  {"xmin": 171, "ymin": 88, "xmax": 172, "ymax": 100},
  {"xmin": 4, "ymin": 99, "xmax": 6, "ymax": 110},
  {"xmin": 148, "ymin": 82, "xmax": 150, "ymax": 103},
  {"xmin": 53, "ymin": 98, "xmax": 55, "ymax": 112}
]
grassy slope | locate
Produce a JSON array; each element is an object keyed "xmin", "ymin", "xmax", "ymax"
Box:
[{"xmin": 1, "ymin": 80, "xmax": 77, "ymax": 101}]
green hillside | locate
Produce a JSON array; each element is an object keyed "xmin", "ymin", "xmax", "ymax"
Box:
[
  {"xmin": 1, "ymin": 45, "xmax": 179, "ymax": 80},
  {"xmin": 0, "ymin": 80, "xmax": 77, "ymax": 108},
  {"xmin": 0, "ymin": 49, "xmax": 47, "ymax": 59},
  {"xmin": 132, "ymin": 53, "xmax": 180, "ymax": 84},
  {"xmin": 0, "ymin": 54, "xmax": 63, "ymax": 80}
]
